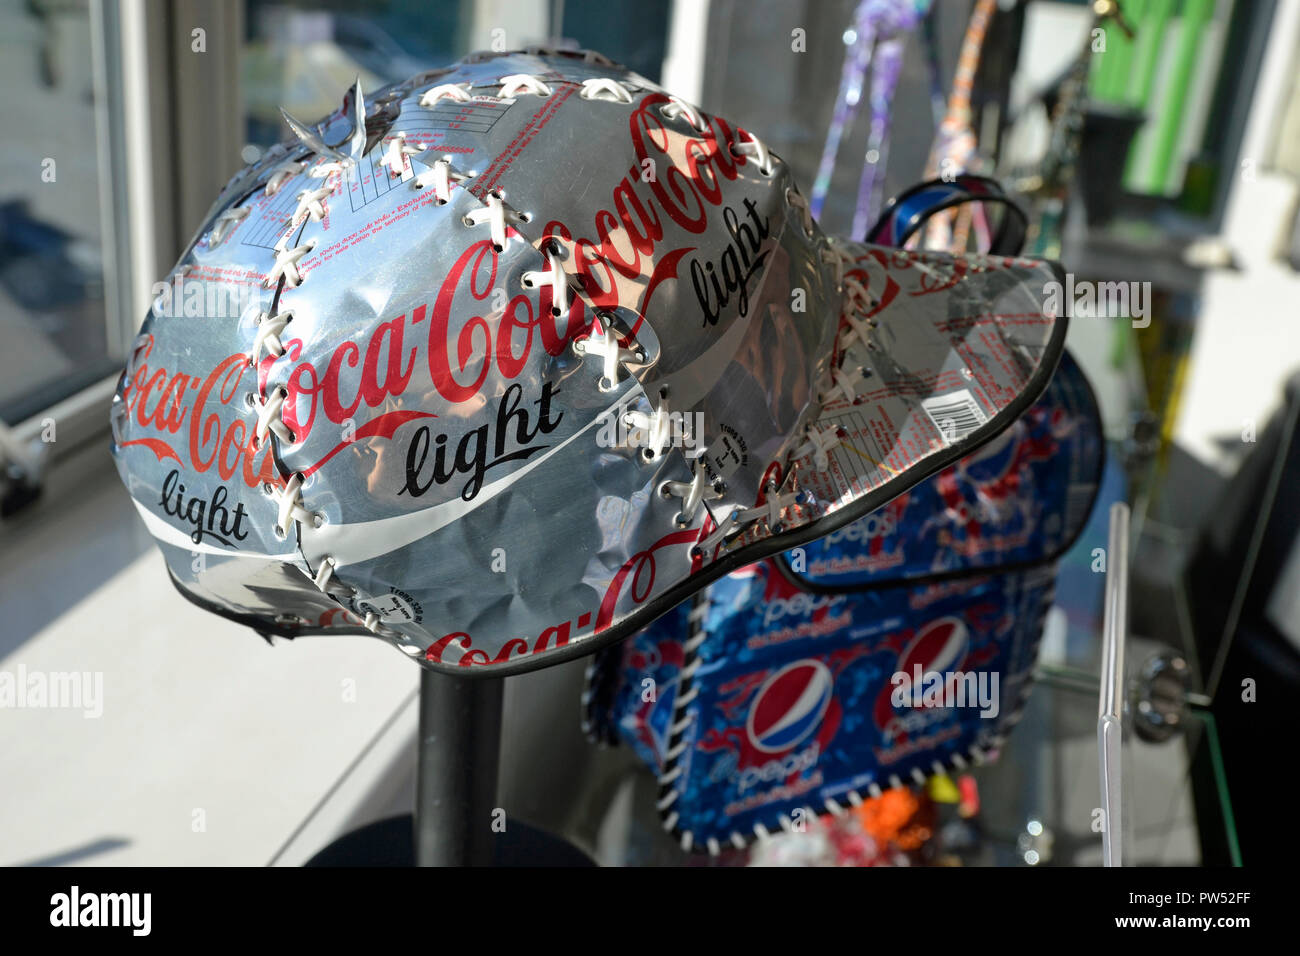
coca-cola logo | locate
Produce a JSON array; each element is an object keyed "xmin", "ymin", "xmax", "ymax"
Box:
[
  {"xmin": 536, "ymin": 92, "xmax": 761, "ymax": 336},
  {"xmin": 273, "ymin": 237, "xmax": 584, "ymax": 464},
  {"xmin": 118, "ymin": 343, "xmax": 281, "ymax": 491},
  {"xmin": 117, "ymin": 238, "xmax": 585, "ymax": 489},
  {"xmin": 119, "ymin": 91, "xmax": 771, "ymax": 531}
]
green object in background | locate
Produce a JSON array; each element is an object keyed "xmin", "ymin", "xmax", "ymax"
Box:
[
  {"xmin": 1109, "ymin": 306, "xmax": 1131, "ymax": 371},
  {"xmin": 1090, "ymin": 0, "xmax": 1143, "ymax": 105},
  {"xmin": 1123, "ymin": 0, "xmax": 1176, "ymax": 191},
  {"xmin": 1128, "ymin": 0, "xmax": 1175, "ymax": 108},
  {"xmin": 1145, "ymin": 0, "xmax": 1216, "ymax": 194},
  {"xmin": 1106, "ymin": 0, "xmax": 1139, "ymax": 102},
  {"xmin": 1179, "ymin": 155, "xmax": 1218, "ymax": 216},
  {"xmin": 1089, "ymin": 18, "xmax": 1120, "ymax": 103}
]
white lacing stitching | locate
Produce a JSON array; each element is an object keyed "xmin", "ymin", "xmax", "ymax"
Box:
[
  {"xmin": 419, "ymin": 82, "xmax": 472, "ymax": 105},
  {"xmin": 820, "ymin": 245, "xmax": 855, "ymax": 289},
  {"xmin": 421, "ymin": 72, "xmax": 634, "ymax": 114},
  {"xmin": 316, "ymin": 559, "xmax": 399, "ymax": 637},
  {"xmin": 659, "ymin": 95, "xmax": 706, "ymax": 131},
  {"xmin": 661, "ymin": 467, "xmax": 724, "ymax": 529},
  {"xmin": 580, "ymin": 78, "xmax": 633, "ymax": 103},
  {"xmin": 820, "ymin": 363, "xmax": 867, "ymax": 405},
  {"xmin": 381, "ymin": 131, "xmax": 425, "ymax": 176},
  {"xmin": 686, "ymin": 598, "xmax": 708, "ymax": 629},
  {"xmin": 498, "ymin": 74, "xmax": 552, "ymax": 98},
  {"xmin": 249, "ymin": 309, "xmax": 293, "ymax": 365},
  {"xmin": 732, "ymin": 130, "xmax": 774, "ymax": 176},
  {"xmin": 362, "ymin": 610, "xmax": 394, "ymax": 635},
  {"xmin": 795, "ymin": 424, "xmax": 843, "ymax": 471},
  {"xmin": 572, "ymin": 311, "xmax": 645, "ymax": 390},
  {"xmin": 694, "ymin": 515, "xmax": 736, "ymax": 558},
  {"xmin": 248, "ymin": 149, "xmax": 410, "ymax": 642},
  {"xmin": 693, "ymin": 484, "xmax": 809, "ymax": 559},
  {"xmin": 623, "ymin": 387, "xmax": 673, "ymax": 462},
  {"xmin": 520, "ymin": 244, "xmax": 569, "ymax": 314},
  {"xmin": 785, "ymin": 187, "xmax": 815, "ymax": 236},
  {"xmin": 818, "ymin": 244, "xmax": 882, "ymax": 360},
  {"xmin": 412, "ymin": 153, "xmax": 472, "ymax": 204},
  {"xmin": 252, "ymin": 386, "xmax": 294, "ymax": 445},
  {"xmin": 312, "ymin": 555, "xmax": 355, "ymax": 599},
  {"xmin": 288, "ymin": 159, "xmax": 347, "ymax": 225},
  {"xmin": 835, "ymin": 282, "xmax": 882, "ymax": 365},
  {"xmin": 266, "ymin": 233, "xmax": 316, "ymax": 288},
  {"xmin": 269, "ymin": 472, "xmax": 320, "ymax": 538},
  {"xmin": 838, "ymin": 311, "xmax": 873, "ymax": 353},
  {"xmin": 292, "ymin": 184, "xmax": 333, "ymax": 224},
  {"xmin": 210, "ymin": 205, "xmax": 249, "ymax": 245},
  {"xmin": 264, "ymin": 159, "xmax": 306, "ymax": 196},
  {"xmin": 462, "ymin": 191, "xmax": 529, "ymax": 250},
  {"xmin": 256, "ymin": 408, "xmax": 401, "ymax": 639},
  {"xmin": 307, "ymin": 160, "xmax": 349, "ymax": 180}
]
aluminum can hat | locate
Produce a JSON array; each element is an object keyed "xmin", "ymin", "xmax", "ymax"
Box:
[{"xmin": 110, "ymin": 48, "xmax": 1067, "ymax": 676}]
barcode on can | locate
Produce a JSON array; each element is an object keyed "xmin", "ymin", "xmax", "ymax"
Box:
[{"xmin": 921, "ymin": 389, "xmax": 988, "ymax": 443}]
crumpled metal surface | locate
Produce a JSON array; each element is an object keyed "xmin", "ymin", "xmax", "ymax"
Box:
[{"xmin": 109, "ymin": 48, "xmax": 1067, "ymax": 676}]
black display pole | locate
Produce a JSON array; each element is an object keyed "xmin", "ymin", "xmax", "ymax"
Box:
[
  {"xmin": 308, "ymin": 666, "xmax": 591, "ymax": 866},
  {"xmin": 414, "ymin": 669, "xmax": 503, "ymax": 866}
]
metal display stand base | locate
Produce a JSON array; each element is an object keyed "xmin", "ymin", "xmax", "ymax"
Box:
[{"xmin": 306, "ymin": 670, "xmax": 594, "ymax": 867}]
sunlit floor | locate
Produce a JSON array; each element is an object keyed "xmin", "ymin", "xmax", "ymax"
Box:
[{"xmin": 0, "ymin": 441, "xmax": 418, "ymax": 865}]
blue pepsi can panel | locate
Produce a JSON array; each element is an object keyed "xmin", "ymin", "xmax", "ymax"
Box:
[
  {"xmin": 584, "ymin": 352, "xmax": 1103, "ymax": 853},
  {"xmin": 594, "ymin": 561, "xmax": 1052, "ymax": 851}
]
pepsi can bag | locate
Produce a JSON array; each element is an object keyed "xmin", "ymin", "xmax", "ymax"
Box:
[{"xmin": 584, "ymin": 352, "xmax": 1103, "ymax": 853}]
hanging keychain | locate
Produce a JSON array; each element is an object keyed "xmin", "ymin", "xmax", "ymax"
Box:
[
  {"xmin": 922, "ymin": 0, "xmax": 999, "ymax": 251},
  {"xmin": 810, "ymin": 0, "xmax": 933, "ymax": 235},
  {"xmin": 926, "ymin": 0, "xmax": 998, "ymax": 181}
]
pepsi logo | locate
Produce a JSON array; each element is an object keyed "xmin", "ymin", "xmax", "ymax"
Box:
[
  {"xmin": 821, "ymin": 509, "xmax": 897, "ymax": 546},
  {"xmin": 746, "ymin": 660, "xmax": 833, "ymax": 753},
  {"xmin": 760, "ymin": 592, "xmax": 846, "ymax": 628},
  {"xmin": 960, "ymin": 424, "xmax": 1021, "ymax": 485},
  {"xmin": 898, "ymin": 617, "xmax": 969, "ymax": 676}
]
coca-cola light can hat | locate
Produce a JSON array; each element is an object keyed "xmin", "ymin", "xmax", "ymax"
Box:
[{"xmin": 110, "ymin": 48, "xmax": 1068, "ymax": 676}]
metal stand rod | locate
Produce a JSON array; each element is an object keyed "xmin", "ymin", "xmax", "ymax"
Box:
[
  {"xmin": 1099, "ymin": 502, "xmax": 1130, "ymax": 868},
  {"xmin": 414, "ymin": 669, "xmax": 503, "ymax": 866}
]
